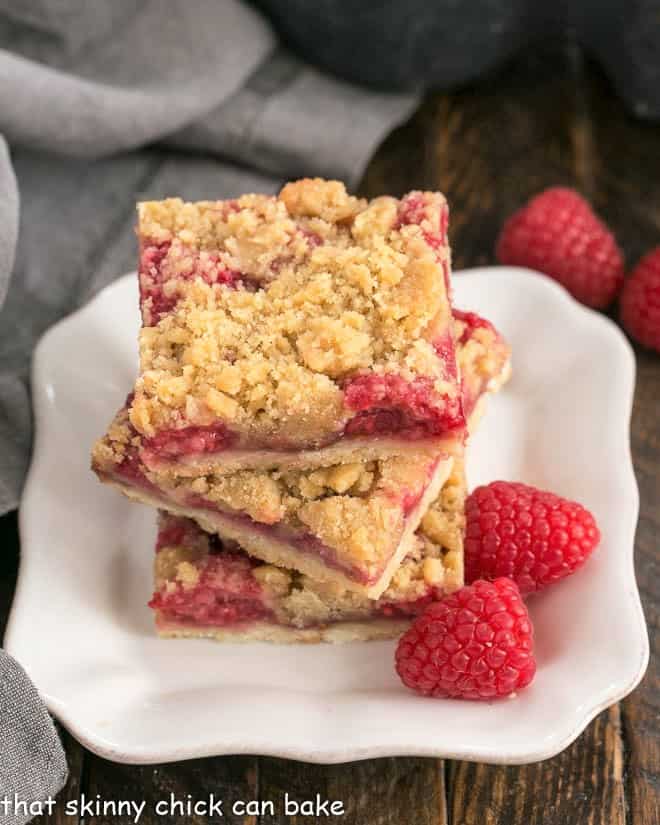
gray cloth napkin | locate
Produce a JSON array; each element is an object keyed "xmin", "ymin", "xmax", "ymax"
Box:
[
  {"xmin": 0, "ymin": 652, "xmax": 68, "ymax": 825},
  {"xmin": 0, "ymin": 0, "xmax": 417, "ymax": 818},
  {"xmin": 0, "ymin": 0, "xmax": 418, "ymax": 516}
]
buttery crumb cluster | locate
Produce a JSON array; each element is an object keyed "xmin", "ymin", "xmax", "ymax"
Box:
[{"xmin": 131, "ymin": 179, "xmax": 456, "ymax": 448}]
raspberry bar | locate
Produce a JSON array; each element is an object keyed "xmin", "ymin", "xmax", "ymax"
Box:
[
  {"xmin": 92, "ymin": 310, "xmax": 510, "ymax": 599},
  {"xmin": 150, "ymin": 458, "xmax": 466, "ymax": 643},
  {"xmin": 130, "ymin": 179, "xmax": 464, "ymax": 475},
  {"xmin": 94, "ymin": 415, "xmax": 453, "ymax": 599}
]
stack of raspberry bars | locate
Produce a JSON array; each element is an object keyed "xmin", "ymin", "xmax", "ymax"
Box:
[{"xmin": 92, "ymin": 179, "xmax": 510, "ymax": 642}]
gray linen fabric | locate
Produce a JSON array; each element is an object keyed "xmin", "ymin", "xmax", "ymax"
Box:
[
  {"xmin": 0, "ymin": 652, "xmax": 68, "ymax": 825},
  {"xmin": 0, "ymin": 1, "xmax": 418, "ymax": 819},
  {"xmin": 0, "ymin": 0, "xmax": 418, "ymax": 515}
]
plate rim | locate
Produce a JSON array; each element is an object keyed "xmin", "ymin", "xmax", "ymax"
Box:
[{"xmin": 7, "ymin": 265, "xmax": 649, "ymax": 765}]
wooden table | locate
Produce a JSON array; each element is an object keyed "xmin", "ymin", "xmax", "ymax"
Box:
[{"xmin": 1, "ymin": 43, "xmax": 657, "ymax": 825}]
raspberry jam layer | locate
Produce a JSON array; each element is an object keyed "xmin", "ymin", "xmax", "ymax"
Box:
[
  {"xmin": 150, "ymin": 551, "xmax": 273, "ymax": 627},
  {"xmin": 139, "ymin": 240, "xmax": 245, "ymax": 326},
  {"xmin": 432, "ymin": 332, "xmax": 459, "ymax": 381},
  {"xmin": 141, "ymin": 423, "xmax": 235, "ymax": 463},
  {"xmin": 151, "ymin": 516, "xmax": 441, "ymax": 630},
  {"xmin": 453, "ymin": 309, "xmax": 493, "ymax": 344},
  {"xmin": 183, "ymin": 494, "xmax": 384, "ymax": 586},
  {"xmin": 138, "ymin": 373, "xmax": 464, "ymax": 468},
  {"xmin": 139, "ymin": 222, "xmax": 325, "ymax": 327},
  {"xmin": 397, "ymin": 192, "xmax": 450, "ymax": 289},
  {"xmin": 453, "ymin": 308, "xmax": 506, "ymax": 418},
  {"xmin": 109, "ymin": 455, "xmax": 395, "ymax": 586},
  {"xmin": 377, "ymin": 591, "xmax": 436, "ymax": 618},
  {"xmin": 111, "ymin": 444, "xmax": 160, "ymax": 495},
  {"xmin": 343, "ymin": 374, "xmax": 464, "ymax": 439}
]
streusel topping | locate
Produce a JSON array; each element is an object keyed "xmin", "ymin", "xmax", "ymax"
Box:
[
  {"xmin": 93, "ymin": 403, "xmax": 440, "ymax": 574},
  {"xmin": 152, "ymin": 458, "xmax": 466, "ymax": 629},
  {"xmin": 131, "ymin": 179, "xmax": 457, "ymax": 446},
  {"xmin": 156, "ymin": 454, "xmax": 439, "ymax": 568}
]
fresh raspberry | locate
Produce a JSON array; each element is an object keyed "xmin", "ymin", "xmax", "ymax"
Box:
[
  {"xmin": 395, "ymin": 578, "xmax": 535, "ymax": 700},
  {"xmin": 465, "ymin": 481, "xmax": 600, "ymax": 595},
  {"xmin": 620, "ymin": 247, "xmax": 660, "ymax": 352},
  {"xmin": 496, "ymin": 187, "xmax": 624, "ymax": 309}
]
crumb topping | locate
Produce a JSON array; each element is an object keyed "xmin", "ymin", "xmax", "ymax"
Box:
[
  {"xmin": 150, "ymin": 457, "xmax": 466, "ymax": 630},
  {"xmin": 131, "ymin": 179, "xmax": 456, "ymax": 447},
  {"xmin": 156, "ymin": 454, "xmax": 438, "ymax": 571},
  {"xmin": 93, "ymin": 405, "xmax": 438, "ymax": 574}
]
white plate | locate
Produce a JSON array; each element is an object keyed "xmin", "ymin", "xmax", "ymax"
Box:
[{"xmin": 6, "ymin": 267, "xmax": 648, "ymax": 765}]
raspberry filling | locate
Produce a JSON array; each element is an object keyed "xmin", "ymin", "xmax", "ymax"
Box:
[
  {"xmin": 399, "ymin": 460, "xmax": 441, "ymax": 517},
  {"xmin": 141, "ymin": 423, "xmax": 235, "ymax": 462},
  {"xmin": 150, "ymin": 551, "xmax": 273, "ymax": 627},
  {"xmin": 396, "ymin": 192, "xmax": 450, "ymax": 290},
  {"xmin": 452, "ymin": 309, "xmax": 505, "ymax": 417},
  {"xmin": 140, "ymin": 224, "xmax": 324, "ymax": 326},
  {"xmin": 397, "ymin": 192, "xmax": 448, "ymax": 239},
  {"xmin": 453, "ymin": 309, "xmax": 493, "ymax": 344},
  {"xmin": 151, "ymin": 518, "xmax": 444, "ymax": 630},
  {"xmin": 139, "ymin": 240, "xmax": 245, "ymax": 326},
  {"xmin": 432, "ymin": 331, "xmax": 459, "ymax": 381},
  {"xmin": 155, "ymin": 519, "xmax": 188, "ymax": 551},
  {"xmin": 343, "ymin": 374, "xmax": 464, "ymax": 439},
  {"xmin": 106, "ymin": 453, "xmax": 402, "ymax": 586},
  {"xmin": 151, "ymin": 517, "xmax": 444, "ymax": 629},
  {"xmin": 183, "ymin": 495, "xmax": 382, "ymax": 585},
  {"xmin": 265, "ymin": 226, "xmax": 323, "ymax": 275},
  {"xmin": 139, "ymin": 375, "xmax": 463, "ymax": 467},
  {"xmin": 110, "ymin": 452, "xmax": 429, "ymax": 587}
]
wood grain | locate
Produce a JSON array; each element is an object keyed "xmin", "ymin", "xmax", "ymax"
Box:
[
  {"xmin": 256, "ymin": 757, "xmax": 446, "ymax": 824},
  {"xmin": 82, "ymin": 754, "xmax": 258, "ymax": 824},
  {"xmin": 588, "ymin": 62, "xmax": 660, "ymax": 825},
  {"xmin": 447, "ymin": 706, "xmax": 625, "ymax": 825},
  {"xmin": 625, "ymin": 349, "xmax": 660, "ymax": 825}
]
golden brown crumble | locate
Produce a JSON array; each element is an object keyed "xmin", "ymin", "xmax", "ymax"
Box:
[
  {"xmin": 156, "ymin": 454, "xmax": 437, "ymax": 571},
  {"xmin": 153, "ymin": 459, "xmax": 467, "ymax": 629},
  {"xmin": 275, "ymin": 457, "xmax": 467, "ymax": 622},
  {"xmin": 131, "ymin": 179, "xmax": 454, "ymax": 444},
  {"xmin": 93, "ymin": 403, "xmax": 440, "ymax": 575}
]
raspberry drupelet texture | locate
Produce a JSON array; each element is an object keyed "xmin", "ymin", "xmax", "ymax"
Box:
[
  {"xmin": 395, "ymin": 578, "xmax": 536, "ymax": 699},
  {"xmin": 620, "ymin": 247, "xmax": 660, "ymax": 353},
  {"xmin": 496, "ymin": 187, "xmax": 624, "ymax": 309},
  {"xmin": 464, "ymin": 481, "xmax": 600, "ymax": 595}
]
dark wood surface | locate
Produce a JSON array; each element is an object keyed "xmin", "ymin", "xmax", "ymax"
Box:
[{"xmin": 1, "ymin": 43, "xmax": 658, "ymax": 824}]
